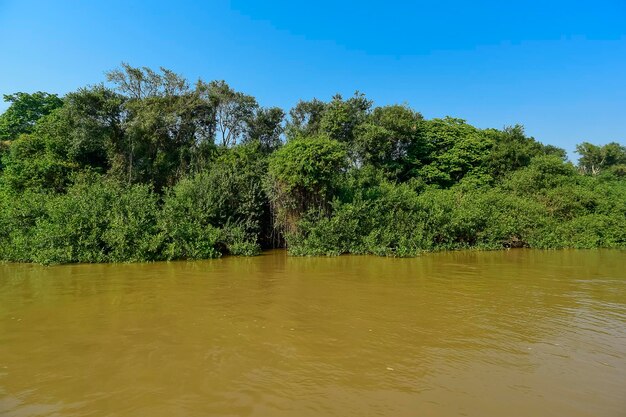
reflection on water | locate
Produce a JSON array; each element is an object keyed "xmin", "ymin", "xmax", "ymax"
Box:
[{"xmin": 1, "ymin": 249, "xmax": 625, "ymax": 417}]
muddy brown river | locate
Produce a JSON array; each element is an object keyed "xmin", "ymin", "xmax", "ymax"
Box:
[{"xmin": 1, "ymin": 249, "xmax": 625, "ymax": 416}]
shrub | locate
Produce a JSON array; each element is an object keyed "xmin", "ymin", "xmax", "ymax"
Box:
[{"xmin": 0, "ymin": 177, "xmax": 161, "ymax": 264}]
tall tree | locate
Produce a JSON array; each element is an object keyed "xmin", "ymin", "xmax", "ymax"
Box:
[
  {"xmin": 107, "ymin": 64, "xmax": 216, "ymax": 188},
  {"xmin": 267, "ymin": 137, "xmax": 347, "ymax": 236},
  {"xmin": 286, "ymin": 98, "xmax": 327, "ymax": 139},
  {"xmin": 576, "ymin": 142, "xmax": 626, "ymax": 175},
  {"xmin": 486, "ymin": 125, "xmax": 566, "ymax": 179},
  {"xmin": 199, "ymin": 80, "xmax": 258, "ymax": 147},
  {"xmin": 244, "ymin": 107, "xmax": 285, "ymax": 152},
  {"xmin": 319, "ymin": 92, "xmax": 372, "ymax": 144},
  {"xmin": 353, "ymin": 104, "xmax": 423, "ymax": 176}
]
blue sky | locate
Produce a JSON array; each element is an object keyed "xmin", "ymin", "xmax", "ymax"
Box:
[{"xmin": 1, "ymin": 0, "xmax": 625, "ymax": 158}]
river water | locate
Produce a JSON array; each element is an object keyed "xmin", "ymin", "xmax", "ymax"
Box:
[{"xmin": 1, "ymin": 250, "xmax": 625, "ymax": 417}]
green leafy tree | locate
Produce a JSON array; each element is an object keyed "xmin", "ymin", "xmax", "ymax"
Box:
[
  {"xmin": 319, "ymin": 92, "xmax": 372, "ymax": 144},
  {"xmin": 0, "ymin": 92, "xmax": 63, "ymax": 140},
  {"xmin": 503, "ymin": 154, "xmax": 578, "ymax": 195},
  {"xmin": 267, "ymin": 137, "xmax": 347, "ymax": 236},
  {"xmin": 412, "ymin": 117, "xmax": 493, "ymax": 187},
  {"xmin": 486, "ymin": 125, "xmax": 566, "ymax": 179},
  {"xmin": 1, "ymin": 86, "xmax": 125, "ymax": 192},
  {"xmin": 286, "ymin": 98, "xmax": 327, "ymax": 139},
  {"xmin": 0, "ymin": 112, "xmax": 77, "ymax": 193},
  {"xmin": 576, "ymin": 141, "xmax": 626, "ymax": 176},
  {"xmin": 60, "ymin": 86, "xmax": 126, "ymax": 172},
  {"xmin": 107, "ymin": 64, "xmax": 216, "ymax": 188},
  {"xmin": 354, "ymin": 104, "xmax": 423, "ymax": 177},
  {"xmin": 244, "ymin": 106, "xmax": 285, "ymax": 152},
  {"xmin": 198, "ymin": 80, "xmax": 258, "ymax": 147},
  {"xmin": 159, "ymin": 145, "xmax": 266, "ymax": 259}
]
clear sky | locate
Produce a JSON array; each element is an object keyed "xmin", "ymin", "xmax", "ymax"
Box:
[{"xmin": 1, "ymin": 0, "xmax": 625, "ymax": 158}]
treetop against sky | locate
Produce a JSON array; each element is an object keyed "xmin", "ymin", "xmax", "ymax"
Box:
[{"xmin": 0, "ymin": 0, "xmax": 624, "ymax": 158}]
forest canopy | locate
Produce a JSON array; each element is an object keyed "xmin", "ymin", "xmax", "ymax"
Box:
[{"xmin": 1, "ymin": 64, "xmax": 625, "ymax": 264}]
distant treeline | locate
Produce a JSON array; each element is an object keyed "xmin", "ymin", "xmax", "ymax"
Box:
[{"xmin": 0, "ymin": 64, "xmax": 625, "ymax": 264}]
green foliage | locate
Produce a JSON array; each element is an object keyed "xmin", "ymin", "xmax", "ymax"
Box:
[
  {"xmin": 319, "ymin": 93, "xmax": 372, "ymax": 144},
  {"xmin": 485, "ymin": 125, "xmax": 566, "ymax": 179},
  {"xmin": 576, "ymin": 141, "xmax": 626, "ymax": 176},
  {"xmin": 159, "ymin": 180, "xmax": 223, "ymax": 259},
  {"xmin": 159, "ymin": 145, "xmax": 265, "ymax": 259},
  {"xmin": 412, "ymin": 118, "xmax": 494, "ymax": 187},
  {"xmin": 220, "ymin": 225, "xmax": 262, "ymax": 256},
  {"xmin": 529, "ymin": 214, "xmax": 626, "ymax": 249},
  {"xmin": 0, "ymin": 92, "xmax": 63, "ymax": 141},
  {"xmin": 503, "ymin": 154, "xmax": 578, "ymax": 195},
  {"xmin": 197, "ymin": 79, "xmax": 258, "ymax": 147},
  {"xmin": 108, "ymin": 66, "xmax": 218, "ymax": 188},
  {"xmin": 0, "ymin": 187, "xmax": 48, "ymax": 261},
  {"xmin": 244, "ymin": 107, "xmax": 285, "ymax": 152},
  {"xmin": 61, "ymin": 86, "xmax": 125, "ymax": 171},
  {"xmin": 285, "ymin": 98, "xmax": 327, "ymax": 139},
  {"xmin": 286, "ymin": 171, "xmax": 625, "ymax": 256},
  {"xmin": 1, "ymin": 86, "xmax": 125, "ymax": 192},
  {"xmin": 0, "ymin": 141, "xmax": 8, "ymax": 171},
  {"xmin": 0, "ymin": 128, "xmax": 79, "ymax": 193},
  {"xmin": 268, "ymin": 137, "xmax": 347, "ymax": 194},
  {"xmin": 0, "ymin": 177, "xmax": 161, "ymax": 264},
  {"xmin": 0, "ymin": 64, "xmax": 624, "ymax": 264},
  {"xmin": 353, "ymin": 105, "xmax": 423, "ymax": 178},
  {"xmin": 267, "ymin": 137, "xmax": 347, "ymax": 235}
]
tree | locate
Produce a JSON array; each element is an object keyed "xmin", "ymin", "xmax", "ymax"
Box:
[
  {"xmin": 576, "ymin": 141, "xmax": 626, "ymax": 175},
  {"xmin": 106, "ymin": 62, "xmax": 188, "ymax": 99},
  {"xmin": 0, "ymin": 117, "xmax": 77, "ymax": 193},
  {"xmin": 319, "ymin": 92, "xmax": 372, "ymax": 144},
  {"xmin": 199, "ymin": 80, "xmax": 258, "ymax": 147},
  {"xmin": 244, "ymin": 107, "xmax": 285, "ymax": 152},
  {"xmin": 286, "ymin": 98, "xmax": 327, "ymax": 139},
  {"xmin": 504, "ymin": 154, "xmax": 578, "ymax": 195},
  {"xmin": 0, "ymin": 87, "xmax": 126, "ymax": 193},
  {"xmin": 267, "ymin": 137, "xmax": 347, "ymax": 236},
  {"xmin": 107, "ymin": 64, "xmax": 216, "ymax": 188},
  {"xmin": 353, "ymin": 104, "xmax": 423, "ymax": 176},
  {"xmin": 159, "ymin": 144, "xmax": 266, "ymax": 258},
  {"xmin": 61, "ymin": 86, "xmax": 126, "ymax": 172},
  {"xmin": 0, "ymin": 92, "xmax": 63, "ymax": 140},
  {"xmin": 411, "ymin": 117, "xmax": 493, "ymax": 187},
  {"xmin": 485, "ymin": 125, "xmax": 566, "ymax": 179}
]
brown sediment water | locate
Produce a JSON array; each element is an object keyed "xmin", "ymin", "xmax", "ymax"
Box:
[{"xmin": 1, "ymin": 249, "xmax": 625, "ymax": 416}]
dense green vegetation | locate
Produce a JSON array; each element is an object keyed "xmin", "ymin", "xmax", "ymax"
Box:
[{"xmin": 1, "ymin": 64, "xmax": 625, "ymax": 264}]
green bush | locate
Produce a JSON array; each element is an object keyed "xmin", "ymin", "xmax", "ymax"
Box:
[
  {"xmin": 0, "ymin": 187, "xmax": 47, "ymax": 261},
  {"xmin": 287, "ymin": 182, "xmax": 438, "ymax": 256},
  {"xmin": 266, "ymin": 136, "xmax": 348, "ymax": 242},
  {"xmin": 159, "ymin": 176, "xmax": 224, "ymax": 260},
  {"xmin": 158, "ymin": 149, "xmax": 265, "ymax": 259},
  {"xmin": 0, "ymin": 177, "xmax": 161, "ymax": 264}
]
